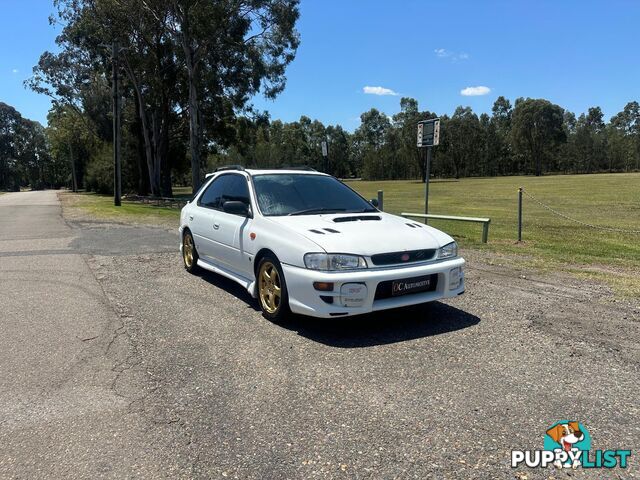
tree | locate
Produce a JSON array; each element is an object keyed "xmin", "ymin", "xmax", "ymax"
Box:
[
  {"xmin": 354, "ymin": 109, "xmax": 392, "ymax": 180},
  {"xmin": 611, "ymin": 101, "xmax": 640, "ymax": 171},
  {"xmin": 491, "ymin": 96, "xmax": 513, "ymax": 174},
  {"xmin": 440, "ymin": 106, "xmax": 482, "ymax": 178},
  {"xmin": 510, "ymin": 98, "xmax": 566, "ymax": 176},
  {"xmin": 158, "ymin": 0, "xmax": 300, "ymax": 192}
]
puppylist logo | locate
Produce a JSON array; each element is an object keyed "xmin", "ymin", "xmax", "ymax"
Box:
[{"xmin": 511, "ymin": 421, "xmax": 631, "ymax": 470}]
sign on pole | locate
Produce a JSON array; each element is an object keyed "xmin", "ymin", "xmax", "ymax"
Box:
[
  {"xmin": 321, "ymin": 141, "xmax": 328, "ymax": 157},
  {"xmin": 417, "ymin": 118, "xmax": 440, "ymax": 147},
  {"xmin": 417, "ymin": 118, "xmax": 441, "ymax": 220}
]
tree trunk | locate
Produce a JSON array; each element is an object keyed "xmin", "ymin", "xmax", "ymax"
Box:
[
  {"xmin": 124, "ymin": 62, "xmax": 160, "ymax": 195},
  {"xmin": 182, "ymin": 35, "xmax": 201, "ymax": 194},
  {"xmin": 133, "ymin": 101, "xmax": 150, "ymax": 195},
  {"xmin": 69, "ymin": 142, "xmax": 77, "ymax": 192},
  {"xmin": 161, "ymin": 85, "xmax": 172, "ymax": 197}
]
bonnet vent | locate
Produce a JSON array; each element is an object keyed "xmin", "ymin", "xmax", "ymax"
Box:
[{"xmin": 333, "ymin": 215, "xmax": 381, "ymax": 223}]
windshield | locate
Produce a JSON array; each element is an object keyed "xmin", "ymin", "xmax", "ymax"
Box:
[{"xmin": 252, "ymin": 174, "xmax": 376, "ymax": 216}]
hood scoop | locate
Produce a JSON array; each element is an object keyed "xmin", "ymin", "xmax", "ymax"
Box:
[{"xmin": 333, "ymin": 215, "xmax": 381, "ymax": 223}]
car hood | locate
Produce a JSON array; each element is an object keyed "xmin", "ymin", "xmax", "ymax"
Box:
[{"xmin": 267, "ymin": 212, "xmax": 454, "ymax": 256}]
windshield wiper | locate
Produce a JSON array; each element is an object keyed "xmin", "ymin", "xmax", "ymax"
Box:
[{"xmin": 288, "ymin": 208, "xmax": 347, "ymax": 216}]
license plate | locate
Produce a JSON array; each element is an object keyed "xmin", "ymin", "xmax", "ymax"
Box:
[{"xmin": 391, "ymin": 275, "xmax": 435, "ymax": 296}]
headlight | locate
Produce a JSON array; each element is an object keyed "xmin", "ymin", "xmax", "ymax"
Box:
[
  {"xmin": 437, "ymin": 241, "xmax": 458, "ymax": 259},
  {"xmin": 304, "ymin": 253, "xmax": 368, "ymax": 271}
]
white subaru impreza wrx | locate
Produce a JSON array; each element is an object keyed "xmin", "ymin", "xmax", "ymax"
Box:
[{"xmin": 179, "ymin": 166, "xmax": 465, "ymax": 321}]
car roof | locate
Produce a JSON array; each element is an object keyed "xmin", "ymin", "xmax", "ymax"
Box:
[
  {"xmin": 206, "ymin": 168, "xmax": 329, "ymax": 178},
  {"xmin": 245, "ymin": 169, "xmax": 328, "ymax": 176}
]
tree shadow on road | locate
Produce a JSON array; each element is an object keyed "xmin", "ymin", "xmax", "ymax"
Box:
[{"xmin": 281, "ymin": 302, "xmax": 479, "ymax": 348}]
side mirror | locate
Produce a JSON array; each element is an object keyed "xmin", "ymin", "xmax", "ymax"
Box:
[
  {"xmin": 223, "ymin": 200, "xmax": 250, "ymax": 217},
  {"xmin": 369, "ymin": 198, "xmax": 379, "ymax": 208}
]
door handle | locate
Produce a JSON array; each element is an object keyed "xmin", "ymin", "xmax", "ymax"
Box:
[{"xmin": 213, "ymin": 223, "xmax": 220, "ymax": 230}]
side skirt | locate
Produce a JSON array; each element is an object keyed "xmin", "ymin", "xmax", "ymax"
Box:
[{"xmin": 196, "ymin": 258, "xmax": 256, "ymax": 298}]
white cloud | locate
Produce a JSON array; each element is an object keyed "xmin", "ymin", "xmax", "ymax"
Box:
[
  {"xmin": 434, "ymin": 48, "xmax": 469, "ymax": 62},
  {"xmin": 434, "ymin": 48, "xmax": 448, "ymax": 58},
  {"xmin": 363, "ymin": 85, "xmax": 399, "ymax": 96},
  {"xmin": 12, "ymin": 69, "xmax": 18, "ymax": 74},
  {"xmin": 460, "ymin": 86, "xmax": 491, "ymax": 96}
]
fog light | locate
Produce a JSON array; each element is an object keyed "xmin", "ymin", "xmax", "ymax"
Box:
[
  {"xmin": 449, "ymin": 267, "xmax": 462, "ymax": 290},
  {"xmin": 313, "ymin": 281, "xmax": 334, "ymax": 291}
]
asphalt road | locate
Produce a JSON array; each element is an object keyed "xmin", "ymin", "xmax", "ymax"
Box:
[{"xmin": 1, "ymin": 190, "xmax": 638, "ymax": 479}]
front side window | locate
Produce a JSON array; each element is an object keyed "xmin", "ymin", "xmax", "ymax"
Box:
[
  {"xmin": 198, "ymin": 175, "xmax": 231, "ymax": 209},
  {"xmin": 221, "ymin": 175, "xmax": 251, "ymax": 206},
  {"xmin": 252, "ymin": 174, "xmax": 375, "ymax": 216},
  {"xmin": 198, "ymin": 174, "xmax": 251, "ymax": 210}
]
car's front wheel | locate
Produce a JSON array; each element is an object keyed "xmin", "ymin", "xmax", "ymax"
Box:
[
  {"xmin": 182, "ymin": 230, "xmax": 199, "ymax": 273},
  {"xmin": 257, "ymin": 254, "xmax": 290, "ymax": 322}
]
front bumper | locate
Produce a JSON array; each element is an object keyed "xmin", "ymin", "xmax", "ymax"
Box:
[{"xmin": 282, "ymin": 257, "xmax": 465, "ymax": 318}]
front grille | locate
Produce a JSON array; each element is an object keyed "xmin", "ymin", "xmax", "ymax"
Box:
[
  {"xmin": 374, "ymin": 274, "xmax": 438, "ymax": 300},
  {"xmin": 370, "ymin": 249, "xmax": 436, "ymax": 266}
]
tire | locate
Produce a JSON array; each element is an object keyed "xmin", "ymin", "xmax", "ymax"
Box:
[
  {"xmin": 182, "ymin": 230, "xmax": 199, "ymax": 273},
  {"xmin": 256, "ymin": 254, "xmax": 290, "ymax": 323}
]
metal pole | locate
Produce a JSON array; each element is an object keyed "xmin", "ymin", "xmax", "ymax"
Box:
[
  {"xmin": 377, "ymin": 190, "xmax": 384, "ymax": 211},
  {"xmin": 424, "ymin": 146, "xmax": 432, "ymax": 223},
  {"xmin": 518, "ymin": 187, "xmax": 523, "ymax": 242},
  {"xmin": 482, "ymin": 220, "xmax": 490, "ymax": 244},
  {"xmin": 112, "ymin": 41, "xmax": 121, "ymax": 207}
]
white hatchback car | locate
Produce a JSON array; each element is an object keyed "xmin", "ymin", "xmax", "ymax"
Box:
[{"xmin": 179, "ymin": 166, "xmax": 465, "ymax": 321}]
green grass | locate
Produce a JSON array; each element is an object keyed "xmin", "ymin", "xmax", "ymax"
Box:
[
  {"xmin": 61, "ymin": 191, "xmax": 180, "ymax": 227},
  {"xmin": 350, "ymin": 173, "xmax": 640, "ymax": 296}
]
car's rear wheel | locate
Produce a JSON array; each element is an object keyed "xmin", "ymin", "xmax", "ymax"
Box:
[
  {"xmin": 182, "ymin": 230, "xmax": 199, "ymax": 273},
  {"xmin": 257, "ymin": 255, "xmax": 290, "ymax": 322}
]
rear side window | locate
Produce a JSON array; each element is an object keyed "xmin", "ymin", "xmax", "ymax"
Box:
[{"xmin": 198, "ymin": 174, "xmax": 250, "ymax": 210}]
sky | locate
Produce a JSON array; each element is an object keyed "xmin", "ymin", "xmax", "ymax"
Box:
[{"xmin": 1, "ymin": 0, "xmax": 640, "ymax": 129}]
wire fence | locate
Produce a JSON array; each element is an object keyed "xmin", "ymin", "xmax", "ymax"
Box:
[{"xmin": 521, "ymin": 188, "xmax": 640, "ymax": 234}]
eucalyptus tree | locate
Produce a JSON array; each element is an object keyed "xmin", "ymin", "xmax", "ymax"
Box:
[
  {"xmin": 149, "ymin": 0, "xmax": 301, "ymax": 192},
  {"xmin": 0, "ymin": 103, "xmax": 23, "ymax": 190},
  {"xmin": 510, "ymin": 98, "xmax": 566, "ymax": 176},
  {"xmin": 611, "ymin": 101, "xmax": 640, "ymax": 170},
  {"xmin": 52, "ymin": 0, "xmax": 180, "ymax": 196}
]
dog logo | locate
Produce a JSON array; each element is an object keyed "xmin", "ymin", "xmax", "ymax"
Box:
[{"xmin": 545, "ymin": 421, "xmax": 588, "ymax": 469}]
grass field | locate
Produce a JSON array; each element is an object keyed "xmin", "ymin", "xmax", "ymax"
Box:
[
  {"xmin": 62, "ymin": 173, "xmax": 640, "ymax": 296},
  {"xmin": 61, "ymin": 191, "xmax": 181, "ymax": 225},
  {"xmin": 352, "ymin": 173, "xmax": 640, "ymax": 296}
]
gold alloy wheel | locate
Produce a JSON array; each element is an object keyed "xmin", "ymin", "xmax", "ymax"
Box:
[
  {"xmin": 183, "ymin": 233, "xmax": 194, "ymax": 268},
  {"xmin": 258, "ymin": 261, "xmax": 282, "ymax": 314}
]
